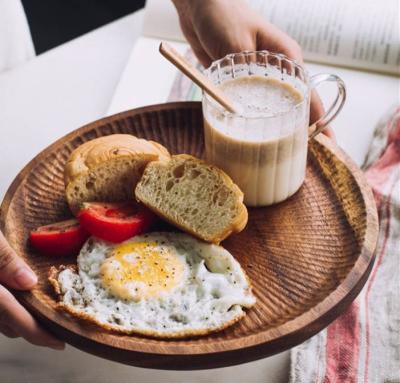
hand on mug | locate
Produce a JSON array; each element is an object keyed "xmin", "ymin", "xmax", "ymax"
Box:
[
  {"xmin": 172, "ymin": 0, "xmax": 335, "ymax": 139},
  {"xmin": 0, "ymin": 231, "xmax": 65, "ymax": 349}
]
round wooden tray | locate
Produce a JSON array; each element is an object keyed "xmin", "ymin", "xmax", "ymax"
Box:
[{"xmin": 0, "ymin": 102, "xmax": 378, "ymax": 370}]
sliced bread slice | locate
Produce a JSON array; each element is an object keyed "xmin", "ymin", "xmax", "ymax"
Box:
[{"xmin": 135, "ymin": 154, "xmax": 248, "ymax": 243}]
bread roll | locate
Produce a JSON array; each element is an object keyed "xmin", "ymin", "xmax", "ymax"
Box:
[{"xmin": 65, "ymin": 134, "xmax": 170, "ymax": 214}]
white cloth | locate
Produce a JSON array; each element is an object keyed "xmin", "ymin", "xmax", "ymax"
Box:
[{"xmin": 0, "ymin": 0, "xmax": 35, "ymax": 72}]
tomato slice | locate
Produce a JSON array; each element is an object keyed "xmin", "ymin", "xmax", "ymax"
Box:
[
  {"xmin": 29, "ymin": 219, "xmax": 89, "ymax": 256},
  {"xmin": 77, "ymin": 202, "xmax": 155, "ymax": 243}
]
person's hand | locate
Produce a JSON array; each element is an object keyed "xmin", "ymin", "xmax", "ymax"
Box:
[
  {"xmin": 172, "ymin": 0, "xmax": 334, "ymax": 139},
  {"xmin": 0, "ymin": 231, "xmax": 65, "ymax": 349}
]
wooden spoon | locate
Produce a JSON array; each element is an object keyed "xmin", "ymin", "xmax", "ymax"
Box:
[{"xmin": 159, "ymin": 42, "xmax": 238, "ymax": 113}]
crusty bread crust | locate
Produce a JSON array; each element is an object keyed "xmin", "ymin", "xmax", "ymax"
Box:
[
  {"xmin": 65, "ymin": 134, "xmax": 169, "ymax": 185},
  {"xmin": 135, "ymin": 154, "xmax": 248, "ymax": 244},
  {"xmin": 137, "ymin": 198, "xmax": 247, "ymax": 244},
  {"xmin": 48, "ymin": 265, "xmax": 252, "ymax": 339}
]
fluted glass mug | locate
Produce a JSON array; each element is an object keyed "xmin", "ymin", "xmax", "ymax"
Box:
[{"xmin": 202, "ymin": 51, "xmax": 346, "ymax": 206}]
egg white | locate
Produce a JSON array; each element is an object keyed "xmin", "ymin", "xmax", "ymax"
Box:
[{"xmin": 53, "ymin": 232, "xmax": 256, "ymax": 337}]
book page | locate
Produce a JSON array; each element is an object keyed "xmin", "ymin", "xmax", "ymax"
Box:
[{"xmin": 249, "ymin": 0, "xmax": 400, "ymax": 75}]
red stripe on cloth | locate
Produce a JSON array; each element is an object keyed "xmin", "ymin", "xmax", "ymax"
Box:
[
  {"xmin": 365, "ymin": 143, "xmax": 400, "ymax": 202},
  {"xmin": 363, "ymin": 181, "xmax": 395, "ymax": 382},
  {"xmin": 365, "ymin": 112, "xmax": 400, "ymax": 205},
  {"xmin": 322, "ymin": 303, "xmax": 360, "ymax": 383}
]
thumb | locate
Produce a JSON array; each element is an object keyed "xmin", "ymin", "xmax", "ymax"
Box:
[{"xmin": 0, "ymin": 231, "xmax": 37, "ymax": 290}]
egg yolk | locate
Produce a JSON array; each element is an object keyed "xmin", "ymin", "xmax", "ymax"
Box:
[{"xmin": 100, "ymin": 242, "xmax": 185, "ymax": 301}]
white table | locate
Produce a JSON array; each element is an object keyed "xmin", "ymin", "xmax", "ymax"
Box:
[{"xmin": 0, "ymin": 10, "xmax": 290, "ymax": 383}]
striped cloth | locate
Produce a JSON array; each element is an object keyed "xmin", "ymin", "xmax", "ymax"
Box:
[{"xmin": 290, "ymin": 106, "xmax": 400, "ymax": 383}]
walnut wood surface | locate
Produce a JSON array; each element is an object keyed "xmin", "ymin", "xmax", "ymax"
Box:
[{"xmin": 0, "ymin": 102, "xmax": 378, "ymax": 370}]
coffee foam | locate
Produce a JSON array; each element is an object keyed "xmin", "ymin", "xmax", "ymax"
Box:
[
  {"xmin": 208, "ymin": 76, "xmax": 305, "ymax": 142},
  {"xmin": 221, "ymin": 76, "xmax": 303, "ymax": 117}
]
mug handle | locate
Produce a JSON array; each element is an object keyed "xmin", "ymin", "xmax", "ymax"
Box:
[{"xmin": 308, "ymin": 73, "xmax": 346, "ymax": 139}]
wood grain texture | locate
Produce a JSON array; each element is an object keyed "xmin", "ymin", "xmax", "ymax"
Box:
[{"xmin": 0, "ymin": 102, "xmax": 378, "ymax": 370}]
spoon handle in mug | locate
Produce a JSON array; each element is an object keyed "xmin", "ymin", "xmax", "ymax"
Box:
[{"xmin": 159, "ymin": 42, "xmax": 238, "ymax": 114}]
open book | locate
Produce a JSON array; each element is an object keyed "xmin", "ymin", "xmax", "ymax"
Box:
[
  {"xmin": 144, "ymin": 0, "xmax": 400, "ymax": 76},
  {"xmin": 249, "ymin": 0, "xmax": 399, "ymax": 75},
  {"xmin": 108, "ymin": 0, "xmax": 399, "ymax": 166}
]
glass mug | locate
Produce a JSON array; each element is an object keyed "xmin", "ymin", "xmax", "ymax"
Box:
[{"xmin": 202, "ymin": 51, "xmax": 346, "ymax": 207}]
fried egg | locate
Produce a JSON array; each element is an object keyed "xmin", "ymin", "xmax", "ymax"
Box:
[{"xmin": 50, "ymin": 232, "xmax": 256, "ymax": 337}]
